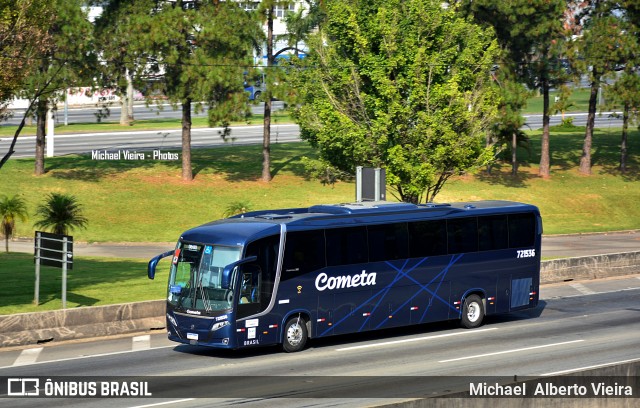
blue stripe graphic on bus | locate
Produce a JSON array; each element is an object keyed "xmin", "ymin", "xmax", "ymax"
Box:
[
  {"xmin": 383, "ymin": 254, "xmax": 463, "ymax": 328},
  {"xmin": 320, "ymin": 254, "xmax": 464, "ymax": 336}
]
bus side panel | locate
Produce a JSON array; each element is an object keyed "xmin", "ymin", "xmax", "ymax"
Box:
[
  {"xmin": 368, "ymin": 284, "xmax": 413, "ymax": 331},
  {"xmin": 409, "ymin": 281, "xmax": 451, "ymax": 325},
  {"xmin": 495, "ymin": 259, "xmax": 539, "ymax": 314},
  {"xmin": 331, "ymin": 289, "xmax": 374, "ymax": 336},
  {"xmin": 315, "ymin": 291, "xmax": 334, "ymax": 337}
]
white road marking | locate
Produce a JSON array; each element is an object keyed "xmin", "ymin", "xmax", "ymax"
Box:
[
  {"xmin": 0, "ymin": 345, "xmax": 175, "ymax": 370},
  {"xmin": 438, "ymin": 340, "xmax": 584, "ymax": 363},
  {"xmin": 13, "ymin": 347, "xmax": 43, "ymax": 366},
  {"xmin": 336, "ymin": 328, "xmax": 498, "ymax": 351},
  {"xmin": 127, "ymin": 399, "xmax": 196, "ymax": 408},
  {"xmin": 132, "ymin": 335, "xmax": 151, "ymax": 351},
  {"xmin": 8, "ymin": 124, "xmax": 299, "ymax": 141},
  {"xmin": 569, "ymin": 283, "xmax": 596, "ymax": 295},
  {"xmin": 541, "ymin": 357, "xmax": 640, "ymax": 376}
]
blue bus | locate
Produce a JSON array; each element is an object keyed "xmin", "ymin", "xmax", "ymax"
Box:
[{"xmin": 148, "ymin": 200, "xmax": 542, "ymax": 352}]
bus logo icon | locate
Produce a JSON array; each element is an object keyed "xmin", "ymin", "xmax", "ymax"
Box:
[{"xmin": 7, "ymin": 378, "xmax": 40, "ymax": 396}]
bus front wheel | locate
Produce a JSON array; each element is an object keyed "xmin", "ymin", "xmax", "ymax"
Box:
[
  {"xmin": 282, "ymin": 315, "xmax": 308, "ymax": 353},
  {"xmin": 461, "ymin": 294, "xmax": 484, "ymax": 329}
]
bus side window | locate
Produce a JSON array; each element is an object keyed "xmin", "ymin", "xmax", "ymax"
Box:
[
  {"xmin": 282, "ymin": 230, "xmax": 326, "ymax": 280},
  {"xmin": 447, "ymin": 217, "xmax": 479, "ymax": 254},
  {"xmin": 508, "ymin": 213, "xmax": 536, "ymax": 248},
  {"xmin": 478, "ymin": 215, "xmax": 509, "ymax": 251},
  {"xmin": 408, "ymin": 220, "xmax": 447, "ymax": 257},
  {"xmin": 239, "ymin": 265, "xmax": 261, "ymax": 304},
  {"xmin": 326, "ymin": 226, "xmax": 368, "ymax": 266},
  {"xmin": 368, "ymin": 223, "xmax": 408, "ymax": 262}
]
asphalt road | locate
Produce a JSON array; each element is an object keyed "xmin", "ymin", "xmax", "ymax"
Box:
[
  {"xmin": 7, "ymin": 230, "xmax": 640, "ymax": 260},
  {"xmin": 3, "ymin": 102, "xmax": 285, "ymax": 126},
  {"xmin": 0, "ymin": 274, "xmax": 639, "ymax": 407},
  {"xmin": 0, "ymin": 123, "xmax": 301, "ymax": 159},
  {"xmin": 0, "ymin": 107, "xmax": 627, "ymax": 160}
]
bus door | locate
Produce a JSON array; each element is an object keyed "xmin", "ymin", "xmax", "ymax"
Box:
[{"xmin": 231, "ymin": 262, "xmax": 278, "ymax": 347}]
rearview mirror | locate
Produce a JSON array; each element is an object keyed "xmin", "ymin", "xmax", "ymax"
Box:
[
  {"xmin": 147, "ymin": 250, "xmax": 174, "ymax": 280},
  {"xmin": 221, "ymin": 256, "xmax": 257, "ymax": 289}
]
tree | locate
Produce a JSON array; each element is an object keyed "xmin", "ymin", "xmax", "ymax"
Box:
[
  {"xmin": 488, "ymin": 64, "xmax": 532, "ymax": 176},
  {"xmin": 256, "ymin": 1, "xmax": 301, "ymax": 182},
  {"xmin": 34, "ymin": 193, "xmax": 87, "ymax": 236},
  {"xmin": 600, "ymin": 2, "xmax": 640, "ymax": 173},
  {"xmin": 462, "ymin": 0, "xmax": 568, "ymax": 178},
  {"xmin": 604, "ymin": 71, "xmax": 640, "ymax": 173},
  {"xmin": 18, "ymin": 0, "xmax": 94, "ymax": 176},
  {"xmin": 290, "ymin": 0, "xmax": 499, "ymax": 203},
  {"xmin": 0, "ymin": 194, "xmax": 29, "ymax": 253},
  {"xmin": 0, "ymin": 0, "xmax": 55, "ymax": 170},
  {"xmin": 92, "ymin": 0, "xmax": 156, "ymax": 126},
  {"xmin": 0, "ymin": 0, "xmax": 52, "ymax": 108},
  {"xmin": 142, "ymin": 0, "xmax": 262, "ymax": 181},
  {"xmin": 574, "ymin": 1, "xmax": 636, "ymax": 175}
]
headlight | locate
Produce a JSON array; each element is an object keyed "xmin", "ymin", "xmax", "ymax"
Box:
[{"xmin": 211, "ymin": 321, "xmax": 230, "ymax": 331}]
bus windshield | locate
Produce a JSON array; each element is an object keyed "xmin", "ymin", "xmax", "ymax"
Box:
[{"xmin": 167, "ymin": 242, "xmax": 241, "ymax": 313}]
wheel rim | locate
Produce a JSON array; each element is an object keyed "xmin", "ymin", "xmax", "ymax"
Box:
[
  {"xmin": 287, "ymin": 322, "xmax": 303, "ymax": 347},
  {"xmin": 467, "ymin": 302, "xmax": 480, "ymax": 322}
]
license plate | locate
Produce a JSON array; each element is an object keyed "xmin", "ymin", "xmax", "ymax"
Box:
[{"xmin": 187, "ymin": 332, "xmax": 198, "ymax": 340}]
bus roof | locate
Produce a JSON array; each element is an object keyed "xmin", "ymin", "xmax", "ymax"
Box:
[{"xmin": 180, "ymin": 200, "xmax": 539, "ymax": 245}]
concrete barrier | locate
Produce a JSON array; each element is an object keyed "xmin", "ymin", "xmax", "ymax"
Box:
[
  {"xmin": 0, "ymin": 300, "xmax": 165, "ymax": 348},
  {"xmin": 541, "ymin": 251, "xmax": 640, "ymax": 284},
  {"xmin": 0, "ymin": 251, "xmax": 639, "ymax": 348}
]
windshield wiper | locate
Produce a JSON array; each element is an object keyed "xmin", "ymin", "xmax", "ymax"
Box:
[{"xmin": 197, "ymin": 272, "xmax": 212, "ymax": 312}]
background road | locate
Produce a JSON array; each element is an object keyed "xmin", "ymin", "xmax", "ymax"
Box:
[
  {"xmin": 0, "ymin": 274, "xmax": 639, "ymax": 407},
  {"xmin": 8, "ymin": 230, "xmax": 640, "ymax": 260},
  {"xmin": 0, "ymin": 123, "xmax": 301, "ymax": 159},
  {"xmin": 2, "ymin": 102, "xmax": 283, "ymax": 126},
  {"xmin": 3, "ymin": 102, "xmax": 620, "ymax": 128},
  {"xmin": 0, "ymin": 105, "xmax": 627, "ymax": 160}
]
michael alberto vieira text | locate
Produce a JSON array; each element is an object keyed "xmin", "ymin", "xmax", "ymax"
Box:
[
  {"xmin": 470, "ymin": 381, "xmax": 634, "ymax": 397},
  {"xmin": 91, "ymin": 149, "xmax": 178, "ymax": 161}
]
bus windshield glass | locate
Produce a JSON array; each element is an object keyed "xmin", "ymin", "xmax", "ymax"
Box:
[{"xmin": 167, "ymin": 242, "xmax": 241, "ymax": 313}]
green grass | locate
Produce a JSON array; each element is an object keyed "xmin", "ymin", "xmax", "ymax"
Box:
[
  {"xmin": 0, "ymin": 131, "xmax": 638, "ymax": 241},
  {"xmin": 0, "ymin": 252, "xmax": 170, "ymax": 315},
  {"xmin": 523, "ymin": 87, "xmax": 593, "ymax": 115},
  {"xmin": 0, "ymin": 110, "xmax": 292, "ymax": 137},
  {"xmin": 439, "ymin": 126, "xmax": 640, "ymax": 234},
  {"xmin": 0, "ymin": 143, "xmax": 353, "ymax": 242}
]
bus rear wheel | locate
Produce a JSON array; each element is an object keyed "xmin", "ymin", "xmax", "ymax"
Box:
[
  {"xmin": 282, "ymin": 315, "xmax": 308, "ymax": 353},
  {"xmin": 461, "ymin": 295, "xmax": 484, "ymax": 329}
]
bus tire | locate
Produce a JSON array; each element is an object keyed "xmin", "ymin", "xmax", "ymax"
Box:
[
  {"xmin": 461, "ymin": 294, "xmax": 484, "ymax": 329},
  {"xmin": 282, "ymin": 315, "xmax": 308, "ymax": 353}
]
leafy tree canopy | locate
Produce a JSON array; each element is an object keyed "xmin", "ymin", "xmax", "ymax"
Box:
[
  {"xmin": 142, "ymin": 0, "xmax": 262, "ymax": 125},
  {"xmin": 289, "ymin": 0, "xmax": 499, "ymax": 203},
  {"xmin": 0, "ymin": 0, "xmax": 54, "ymax": 114}
]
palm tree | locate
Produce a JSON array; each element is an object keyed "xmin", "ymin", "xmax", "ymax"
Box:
[
  {"xmin": 34, "ymin": 193, "xmax": 88, "ymax": 236},
  {"xmin": 0, "ymin": 194, "xmax": 29, "ymax": 253}
]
